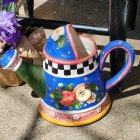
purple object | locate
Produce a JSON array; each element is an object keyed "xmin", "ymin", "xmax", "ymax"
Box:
[
  {"xmin": 0, "ymin": 11, "xmax": 20, "ymax": 33},
  {"xmin": 0, "ymin": 11, "xmax": 22, "ymax": 47},
  {"xmin": 2, "ymin": 0, "xmax": 18, "ymax": 6}
]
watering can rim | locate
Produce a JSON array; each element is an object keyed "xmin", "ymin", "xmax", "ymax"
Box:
[{"xmin": 43, "ymin": 34, "xmax": 98, "ymax": 65}]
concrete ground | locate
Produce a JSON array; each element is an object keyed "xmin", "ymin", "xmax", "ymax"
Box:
[{"xmin": 0, "ymin": 0, "xmax": 140, "ymax": 140}]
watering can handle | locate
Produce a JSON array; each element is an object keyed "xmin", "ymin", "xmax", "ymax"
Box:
[{"xmin": 99, "ymin": 40, "xmax": 135, "ymax": 91}]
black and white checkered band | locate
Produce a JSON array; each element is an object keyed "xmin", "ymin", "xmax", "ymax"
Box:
[{"xmin": 43, "ymin": 54, "xmax": 98, "ymax": 78}]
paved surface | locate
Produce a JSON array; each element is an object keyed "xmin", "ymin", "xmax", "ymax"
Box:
[
  {"xmin": 0, "ymin": 0, "xmax": 140, "ymax": 140},
  {"xmin": 0, "ymin": 75, "xmax": 140, "ymax": 140},
  {"xmin": 34, "ymin": 0, "xmax": 109, "ymax": 26}
]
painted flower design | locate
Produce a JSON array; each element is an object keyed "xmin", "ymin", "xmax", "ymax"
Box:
[
  {"xmin": 51, "ymin": 27, "xmax": 64, "ymax": 41},
  {"xmin": 50, "ymin": 111, "xmax": 56, "ymax": 117},
  {"xmin": 96, "ymin": 107, "xmax": 102, "ymax": 113},
  {"xmin": 50, "ymin": 83, "xmax": 83, "ymax": 109},
  {"xmin": 72, "ymin": 114, "xmax": 80, "ymax": 120},
  {"xmin": 49, "ymin": 82, "xmax": 99, "ymax": 110},
  {"xmin": 60, "ymin": 91, "xmax": 76, "ymax": 106},
  {"xmin": 51, "ymin": 26, "xmax": 66, "ymax": 48}
]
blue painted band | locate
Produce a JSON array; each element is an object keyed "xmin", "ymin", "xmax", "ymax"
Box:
[{"xmin": 99, "ymin": 40, "xmax": 135, "ymax": 91}]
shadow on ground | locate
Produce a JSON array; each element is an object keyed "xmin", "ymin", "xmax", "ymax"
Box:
[
  {"xmin": 21, "ymin": 112, "xmax": 40, "ymax": 140},
  {"xmin": 110, "ymin": 64, "xmax": 140, "ymax": 101},
  {"xmin": 20, "ymin": 63, "xmax": 140, "ymax": 140}
]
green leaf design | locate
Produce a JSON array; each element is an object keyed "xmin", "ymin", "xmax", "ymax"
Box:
[
  {"xmin": 65, "ymin": 83, "xmax": 73, "ymax": 91},
  {"xmin": 50, "ymin": 91, "xmax": 62, "ymax": 101},
  {"xmin": 7, "ymin": 2, "xmax": 16, "ymax": 12},
  {"xmin": 50, "ymin": 92, "xmax": 55, "ymax": 99},
  {"xmin": 87, "ymin": 83, "xmax": 99, "ymax": 91},
  {"xmin": 73, "ymin": 100, "xmax": 79, "ymax": 105},
  {"xmin": 59, "ymin": 85, "xmax": 65, "ymax": 91},
  {"xmin": 55, "ymin": 103, "xmax": 60, "ymax": 108},
  {"xmin": 96, "ymin": 94, "xmax": 101, "ymax": 102},
  {"xmin": 75, "ymin": 102, "xmax": 82, "ymax": 109},
  {"xmin": 57, "ymin": 35, "xmax": 66, "ymax": 48},
  {"xmin": 73, "ymin": 101, "xmax": 82, "ymax": 109},
  {"xmin": 69, "ymin": 106, "xmax": 73, "ymax": 110},
  {"xmin": 54, "ymin": 91, "xmax": 62, "ymax": 100},
  {"xmin": 55, "ymin": 102, "xmax": 64, "ymax": 108}
]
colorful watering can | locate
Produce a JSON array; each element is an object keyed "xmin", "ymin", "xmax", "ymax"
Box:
[{"xmin": 0, "ymin": 24, "xmax": 135, "ymax": 126}]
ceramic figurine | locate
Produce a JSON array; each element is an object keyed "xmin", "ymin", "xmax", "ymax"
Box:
[{"xmin": 0, "ymin": 24, "xmax": 135, "ymax": 126}]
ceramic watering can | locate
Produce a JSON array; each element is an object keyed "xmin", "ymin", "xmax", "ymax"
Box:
[{"xmin": 0, "ymin": 24, "xmax": 135, "ymax": 126}]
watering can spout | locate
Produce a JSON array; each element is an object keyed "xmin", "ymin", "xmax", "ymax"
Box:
[
  {"xmin": 0, "ymin": 49, "xmax": 46, "ymax": 98},
  {"xmin": 16, "ymin": 61, "xmax": 46, "ymax": 98}
]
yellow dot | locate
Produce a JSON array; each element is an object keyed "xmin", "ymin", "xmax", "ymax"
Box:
[{"xmin": 102, "ymin": 51, "xmax": 105, "ymax": 54}]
